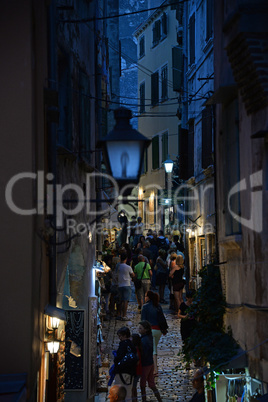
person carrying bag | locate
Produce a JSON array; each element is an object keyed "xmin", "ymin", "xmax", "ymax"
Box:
[{"xmin": 134, "ymin": 255, "xmax": 152, "ymax": 310}]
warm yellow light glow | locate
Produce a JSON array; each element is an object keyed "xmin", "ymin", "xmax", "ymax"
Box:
[
  {"xmin": 51, "ymin": 317, "xmax": 60, "ymax": 329},
  {"xmin": 46, "ymin": 341, "xmax": 60, "ymax": 354},
  {"xmin": 150, "ymin": 192, "xmax": 154, "ymax": 200},
  {"xmin": 139, "ymin": 188, "xmax": 143, "ymax": 197}
]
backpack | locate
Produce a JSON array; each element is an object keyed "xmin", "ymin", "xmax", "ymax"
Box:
[
  {"xmin": 157, "ymin": 306, "xmax": 169, "ymax": 335},
  {"xmin": 117, "ymin": 349, "xmax": 138, "ymax": 374},
  {"xmin": 157, "ymin": 237, "xmax": 169, "ymax": 251}
]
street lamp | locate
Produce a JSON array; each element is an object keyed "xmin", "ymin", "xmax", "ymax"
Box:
[
  {"xmin": 99, "ymin": 107, "xmax": 151, "ymax": 188},
  {"xmin": 163, "ymin": 156, "xmax": 174, "ymax": 173}
]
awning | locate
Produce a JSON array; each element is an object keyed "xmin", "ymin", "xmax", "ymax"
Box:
[{"xmin": 44, "ymin": 304, "xmax": 66, "ymax": 321}]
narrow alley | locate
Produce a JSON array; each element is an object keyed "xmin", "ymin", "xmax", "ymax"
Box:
[{"xmin": 96, "ymin": 288, "xmax": 195, "ymax": 402}]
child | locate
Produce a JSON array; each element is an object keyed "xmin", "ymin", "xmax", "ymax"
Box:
[{"xmin": 131, "ymin": 333, "xmax": 142, "ymax": 402}]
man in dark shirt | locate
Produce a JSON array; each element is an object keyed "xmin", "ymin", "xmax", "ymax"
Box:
[{"xmin": 189, "ymin": 369, "xmax": 205, "ymax": 402}]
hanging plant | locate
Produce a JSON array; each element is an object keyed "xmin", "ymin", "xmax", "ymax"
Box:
[{"xmin": 178, "ymin": 264, "xmax": 239, "ymax": 387}]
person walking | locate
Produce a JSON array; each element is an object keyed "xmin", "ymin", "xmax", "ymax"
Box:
[
  {"xmin": 113, "ymin": 327, "xmax": 137, "ymax": 401},
  {"xmin": 157, "ymin": 230, "xmax": 170, "ymax": 251},
  {"xmin": 188, "ymin": 369, "xmax": 205, "ymax": 401},
  {"xmin": 141, "ymin": 291, "xmax": 168, "ymax": 376},
  {"xmin": 133, "ymin": 217, "xmax": 143, "ymax": 248},
  {"xmin": 117, "ymin": 252, "xmax": 135, "ymax": 321},
  {"xmin": 134, "ymin": 255, "xmax": 152, "ymax": 310},
  {"xmin": 169, "ymin": 254, "xmax": 185, "ymax": 311},
  {"xmin": 178, "ymin": 290, "xmax": 196, "ymax": 342},
  {"xmin": 138, "ymin": 320, "xmax": 163, "ymax": 402},
  {"xmin": 167, "ymin": 252, "xmax": 177, "ymax": 311},
  {"xmin": 131, "ymin": 333, "xmax": 142, "ymax": 402},
  {"xmin": 155, "ymin": 249, "xmax": 168, "ymax": 304}
]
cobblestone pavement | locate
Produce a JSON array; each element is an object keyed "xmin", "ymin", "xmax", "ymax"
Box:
[{"xmin": 95, "ymin": 288, "xmax": 195, "ymax": 402}]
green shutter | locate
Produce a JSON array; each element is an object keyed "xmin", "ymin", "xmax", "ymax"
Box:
[
  {"xmin": 140, "ymin": 82, "xmax": 145, "ymax": 114},
  {"xmin": 151, "ymin": 71, "xmax": 159, "ymax": 106},
  {"xmin": 172, "ymin": 47, "xmax": 183, "ymax": 91},
  {"xmin": 161, "ymin": 13, "xmax": 167, "ymax": 36},
  {"xmin": 162, "ymin": 132, "xmax": 168, "ymax": 162},
  {"xmin": 152, "ymin": 136, "xmax": 159, "ymax": 169},
  {"xmin": 161, "ymin": 65, "xmax": 168, "ymax": 100}
]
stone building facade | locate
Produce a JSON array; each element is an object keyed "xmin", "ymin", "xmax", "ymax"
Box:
[
  {"xmin": 212, "ymin": 0, "xmax": 268, "ymax": 396},
  {"xmin": 133, "ymin": 0, "xmax": 183, "ymax": 233},
  {"xmin": 180, "ymin": 0, "xmax": 216, "ymax": 287},
  {"xmin": 0, "ymin": 1, "xmax": 112, "ymax": 401}
]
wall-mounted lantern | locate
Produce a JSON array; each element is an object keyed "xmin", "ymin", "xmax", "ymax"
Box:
[
  {"xmin": 44, "ymin": 305, "xmax": 65, "ymax": 354},
  {"xmin": 99, "ymin": 107, "xmax": 151, "ymax": 188}
]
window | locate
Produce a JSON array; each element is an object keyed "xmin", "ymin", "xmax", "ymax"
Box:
[
  {"xmin": 79, "ymin": 71, "xmax": 91, "ymax": 162},
  {"xmin": 58, "ymin": 54, "xmax": 72, "ymax": 150},
  {"xmin": 172, "ymin": 47, "xmax": 183, "ymax": 91},
  {"xmin": 206, "ymin": 0, "xmax": 213, "ymax": 41},
  {"xmin": 188, "ymin": 121, "xmax": 194, "ymax": 177},
  {"xmin": 202, "ymin": 105, "xmax": 213, "ymax": 169},
  {"xmin": 161, "ymin": 13, "xmax": 167, "ymax": 37},
  {"xmin": 152, "ymin": 13, "xmax": 167, "ymax": 47},
  {"xmin": 151, "ymin": 71, "xmax": 159, "ymax": 106},
  {"xmin": 162, "ymin": 132, "xmax": 168, "ymax": 162},
  {"xmin": 152, "ymin": 20, "xmax": 161, "ymax": 46},
  {"xmin": 178, "ymin": 125, "xmax": 194, "ymax": 180},
  {"xmin": 139, "ymin": 36, "xmax": 145, "ymax": 58},
  {"xmin": 152, "ymin": 135, "xmax": 159, "ymax": 169},
  {"xmin": 139, "ymin": 82, "xmax": 145, "ymax": 114},
  {"xmin": 223, "ymin": 99, "xmax": 241, "ymax": 235},
  {"xmin": 144, "ymin": 148, "xmax": 148, "ymax": 174},
  {"xmin": 161, "ymin": 65, "xmax": 168, "ymax": 101},
  {"xmin": 189, "ymin": 13, "xmax": 195, "ymax": 65}
]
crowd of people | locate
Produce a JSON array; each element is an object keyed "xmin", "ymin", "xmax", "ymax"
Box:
[
  {"xmin": 99, "ymin": 220, "xmax": 203, "ymax": 401},
  {"xmin": 100, "ymin": 220, "xmax": 187, "ymax": 320}
]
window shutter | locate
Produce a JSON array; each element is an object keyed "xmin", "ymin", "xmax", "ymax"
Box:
[
  {"xmin": 152, "ymin": 136, "xmax": 159, "ymax": 169},
  {"xmin": 79, "ymin": 71, "xmax": 91, "ymax": 160},
  {"xmin": 188, "ymin": 122, "xmax": 194, "ymax": 177},
  {"xmin": 139, "ymin": 36, "xmax": 145, "ymax": 58},
  {"xmin": 206, "ymin": 0, "xmax": 213, "ymax": 40},
  {"xmin": 202, "ymin": 106, "xmax": 213, "ymax": 168},
  {"xmin": 161, "ymin": 65, "xmax": 168, "ymax": 100},
  {"xmin": 172, "ymin": 47, "xmax": 183, "ymax": 91},
  {"xmin": 153, "ymin": 24, "xmax": 156, "ymax": 45},
  {"xmin": 151, "ymin": 71, "xmax": 159, "ymax": 106},
  {"xmin": 179, "ymin": 128, "xmax": 188, "ymax": 180},
  {"xmin": 144, "ymin": 148, "xmax": 148, "ymax": 173},
  {"xmin": 162, "ymin": 132, "xmax": 168, "ymax": 162},
  {"xmin": 140, "ymin": 82, "xmax": 145, "ymax": 114},
  {"xmin": 156, "ymin": 20, "xmax": 161, "ymax": 42},
  {"xmin": 161, "ymin": 13, "xmax": 167, "ymax": 36},
  {"xmin": 189, "ymin": 14, "xmax": 195, "ymax": 65}
]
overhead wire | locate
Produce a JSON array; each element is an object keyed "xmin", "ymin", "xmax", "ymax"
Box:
[
  {"xmin": 58, "ymin": 0, "xmax": 189, "ymax": 23},
  {"xmin": 58, "ymin": 3, "xmax": 213, "ymax": 103}
]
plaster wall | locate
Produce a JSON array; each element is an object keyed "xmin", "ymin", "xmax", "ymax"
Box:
[{"xmin": 0, "ymin": 0, "xmax": 49, "ymax": 397}]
